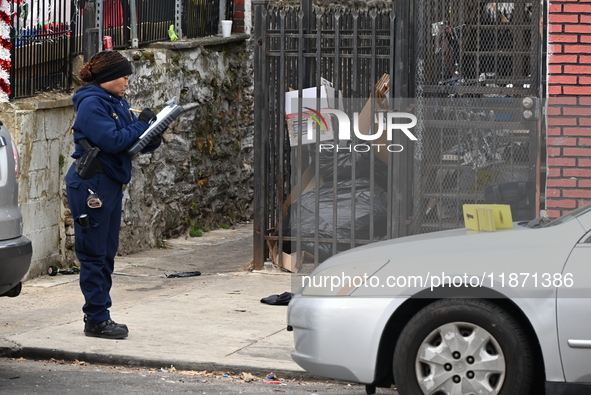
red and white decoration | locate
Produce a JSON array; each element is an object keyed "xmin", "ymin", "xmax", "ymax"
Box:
[{"xmin": 0, "ymin": 0, "xmax": 11, "ymax": 102}]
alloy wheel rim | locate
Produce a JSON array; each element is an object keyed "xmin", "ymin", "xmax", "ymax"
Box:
[{"xmin": 415, "ymin": 321, "xmax": 506, "ymax": 395}]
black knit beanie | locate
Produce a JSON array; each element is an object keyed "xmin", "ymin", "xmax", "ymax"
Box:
[{"xmin": 94, "ymin": 56, "xmax": 133, "ymax": 83}]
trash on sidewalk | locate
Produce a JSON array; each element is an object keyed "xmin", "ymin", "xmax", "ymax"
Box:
[
  {"xmin": 260, "ymin": 292, "xmax": 293, "ymax": 306},
  {"xmin": 263, "ymin": 372, "xmax": 283, "ymax": 384},
  {"xmin": 240, "ymin": 372, "xmax": 258, "ymax": 382},
  {"xmin": 165, "ymin": 271, "xmax": 201, "ymax": 278},
  {"xmin": 47, "ymin": 265, "xmax": 80, "ymax": 276},
  {"xmin": 112, "ymin": 270, "xmax": 202, "ymax": 278}
]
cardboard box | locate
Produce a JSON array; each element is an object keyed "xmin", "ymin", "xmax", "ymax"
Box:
[
  {"xmin": 269, "ymin": 242, "xmax": 304, "ymax": 273},
  {"xmin": 285, "ymin": 79, "xmax": 342, "ymax": 146},
  {"xmin": 355, "ymin": 74, "xmax": 391, "ymax": 164},
  {"xmin": 463, "ymin": 204, "xmax": 513, "ymax": 231},
  {"xmin": 268, "ymin": 163, "xmax": 325, "ymax": 272}
]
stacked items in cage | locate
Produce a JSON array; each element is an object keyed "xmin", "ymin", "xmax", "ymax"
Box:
[{"xmin": 278, "ymin": 75, "xmax": 392, "ymax": 266}]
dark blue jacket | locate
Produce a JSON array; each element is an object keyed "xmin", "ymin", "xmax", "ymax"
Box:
[{"xmin": 71, "ymin": 84, "xmax": 152, "ymax": 185}]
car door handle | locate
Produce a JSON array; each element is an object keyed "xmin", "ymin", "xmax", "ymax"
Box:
[{"xmin": 568, "ymin": 339, "xmax": 591, "ymax": 348}]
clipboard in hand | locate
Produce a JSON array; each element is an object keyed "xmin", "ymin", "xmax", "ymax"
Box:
[{"xmin": 127, "ymin": 101, "xmax": 184, "ymax": 156}]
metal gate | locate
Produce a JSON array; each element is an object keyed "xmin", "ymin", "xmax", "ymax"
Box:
[
  {"xmin": 253, "ymin": 0, "xmax": 544, "ymax": 270},
  {"xmin": 253, "ymin": 2, "xmax": 413, "ymax": 270}
]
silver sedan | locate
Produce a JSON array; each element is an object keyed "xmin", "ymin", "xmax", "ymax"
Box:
[
  {"xmin": 0, "ymin": 125, "xmax": 32, "ymax": 298},
  {"xmin": 287, "ymin": 204, "xmax": 591, "ymax": 395}
]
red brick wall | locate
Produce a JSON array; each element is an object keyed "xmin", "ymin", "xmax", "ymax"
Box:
[
  {"xmin": 233, "ymin": 0, "xmax": 245, "ymax": 33},
  {"xmin": 547, "ymin": 0, "xmax": 591, "ymax": 218}
]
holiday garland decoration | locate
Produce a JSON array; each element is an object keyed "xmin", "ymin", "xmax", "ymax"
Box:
[{"xmin": 0, "ymin": 0, "xmax": 11, "ymax": 101}]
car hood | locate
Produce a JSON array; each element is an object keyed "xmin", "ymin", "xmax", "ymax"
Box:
[
  {"xmin": 307, "ymin": 219, "xmax": 586, "ymax": 297},
  {"xmin": 317, "ymin": 223, "xmax": 531, "ymax": 268}
]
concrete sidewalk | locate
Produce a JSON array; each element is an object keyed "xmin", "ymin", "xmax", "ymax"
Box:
[{"xmin": 0, "ymin": 223, "xmax": 304, "ymax": 376}]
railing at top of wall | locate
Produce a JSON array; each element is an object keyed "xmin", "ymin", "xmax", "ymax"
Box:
[{"xmin": 9, "ymin": 0, "xmax": 233, "ymax": 100}]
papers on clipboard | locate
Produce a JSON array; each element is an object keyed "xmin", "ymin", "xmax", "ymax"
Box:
[
  {"xmin": 127, "ymin": 99, "xmax": 184, "ymax": 156},
  {"xmin": 139, "ymin": 102, "xmax": 180, "ymax": 139}
]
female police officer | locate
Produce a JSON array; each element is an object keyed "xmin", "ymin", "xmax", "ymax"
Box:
[{"xmin": 65, "ymin": 50, "xmax": 160, "ymax": 339}]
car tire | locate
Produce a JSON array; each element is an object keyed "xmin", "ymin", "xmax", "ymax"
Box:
[
  {"xmin": 393, "ymin": 298, "xmax": 533, "ymax": 395},
  {"xmin": 1, "ymin": 282, "xmax": 22, "ymax": 297}
]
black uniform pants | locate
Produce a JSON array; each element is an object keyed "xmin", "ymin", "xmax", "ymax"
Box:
[{"xmin": 65, "ymin": 164, "xmax": 123, "ymax": 324}]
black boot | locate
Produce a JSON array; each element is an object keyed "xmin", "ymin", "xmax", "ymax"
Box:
[{"xmin": 84, "ymin": 319, "xmax": 129, "ymax": 339}]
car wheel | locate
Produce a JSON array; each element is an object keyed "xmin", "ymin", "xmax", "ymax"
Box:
[
  {"xmin": 393, "ymin": 298, "xmax": 533, "ymax": 395},
  {"xmin": 1, "ymin": 282, "xmax": 22, "ymax": 297}
]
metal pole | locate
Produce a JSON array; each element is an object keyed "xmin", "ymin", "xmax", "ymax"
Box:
[
  {"xmin": 96, "ymin": 0, "xmax": 104, "ymax": 51},
  {"xmin": 301, "ymin": 0, "xmax": 312, "ymax": 86},
  {"xmin": 393, "ymin": 0, "xmax": 412, "ymax": 237},
  {"xmin": 83, "ymin": 0, "xmax": 100, "ymax": 60},
  {"xmin": 175, "ymin": 0, "xmax": 183, "ymax": 40},
  {"xmin": 129, "ymin": 0, "xmax": 139, "ymax": 48},
  {"xmin": 253, "ymin": 5, "xmax": 268, "ymax": 269}
]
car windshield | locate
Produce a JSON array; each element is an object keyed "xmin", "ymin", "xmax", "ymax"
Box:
[{"xmin": 538, "ymin": 202, "xmax": 591, "ymax": 228}]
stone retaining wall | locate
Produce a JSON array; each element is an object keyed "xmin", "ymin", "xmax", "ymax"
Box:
[{"xmin": 2, "ymin": 34, "xmax": 254, "ymax": 279}]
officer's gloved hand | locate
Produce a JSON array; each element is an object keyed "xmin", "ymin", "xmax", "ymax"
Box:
[
  {"xmin": 147, "ymin": 135, "xmax": 162, "ymax": 148},
  {"xmin": 138, "ymin": 108, "xmax": 157, "ymax": 125}
]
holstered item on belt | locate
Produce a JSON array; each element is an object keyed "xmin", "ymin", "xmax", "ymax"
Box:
[{"xmin": 75, "ymin": 138, "xmax": 104, "ymax": 179}]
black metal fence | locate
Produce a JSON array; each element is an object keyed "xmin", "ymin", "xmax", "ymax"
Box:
[
  {"xmin": 253, "ymin": 3, "xmax": 412, "ymax": 270},
  {"xmin": 10, "ymin": 0, "xmax": 79, "ymax": 99},
  {"xmin": 103, "ymin": 0, "xmax": 179, "ymax": 49},
  {"xmin": 9, "ymin": 0, "xmax": 234, "ymax": 99},
  {"xmin": 253, "ymin": 0, "xmax": 544, "ymax": 270},
  {"xmin": 184, "ymin": 0, "xmax": 221, "ymax": 39}
]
